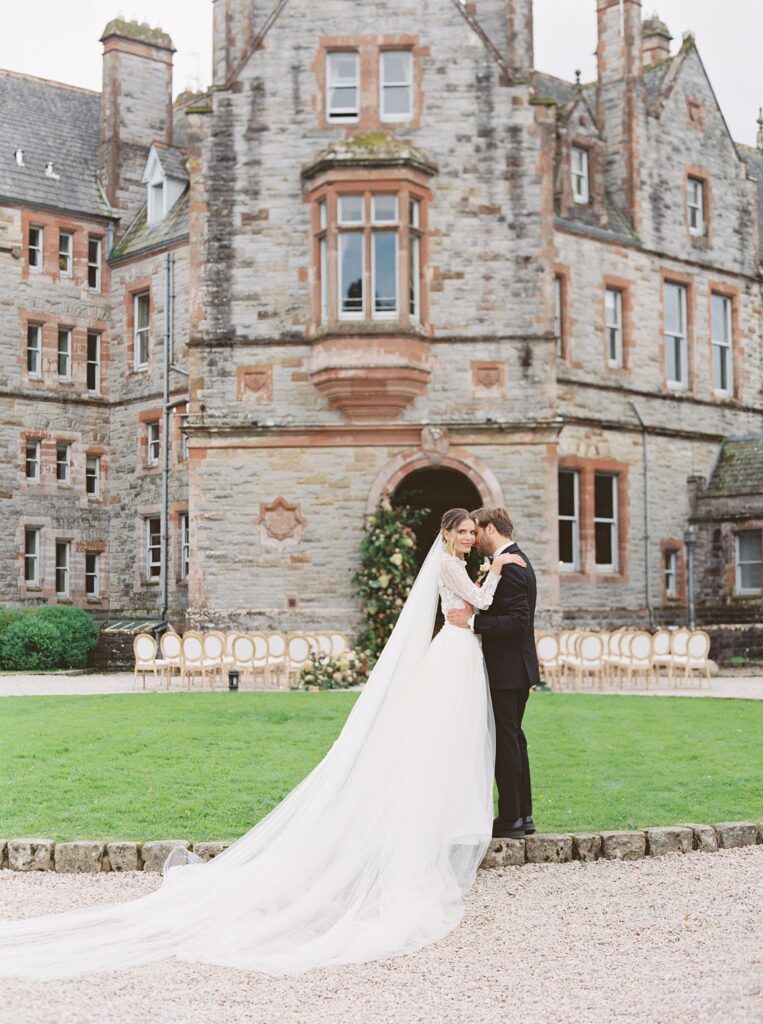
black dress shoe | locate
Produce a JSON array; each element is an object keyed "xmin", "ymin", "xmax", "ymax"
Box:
[
  {"xmin": 492, "ymin": 817, "xmax": 526, "ymax": 839},
  {"xmin": 523, "ymin": 817, "xmax": 536, "ymax": 835}
]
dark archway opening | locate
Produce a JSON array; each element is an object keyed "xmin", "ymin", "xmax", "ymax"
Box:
[{"xmin": 392, "ymin": 467, "xmax": 483, "ymax": 569}]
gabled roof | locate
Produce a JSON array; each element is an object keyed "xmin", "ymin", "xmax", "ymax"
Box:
[
  {"xmin": 533, "ymin": 72, "xmax": 577, "ymax": 108},
  {"xmin": 0, "ymin": 69, "xmax": 112, "ymax": 219},
  {"xmin": 109, "ymin": 189, "xmax": 189, "ymax": 262},
  {"xmin": 151, "ymin": 143, "xmax": 189, "ymax": 183},
  {"xmin": 706, "ymin": 437, "xmax": 763, "ymax": 497}
]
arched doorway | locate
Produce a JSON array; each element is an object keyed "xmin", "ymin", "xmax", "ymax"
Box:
[{"xmin": 393, "ymin": 466, "xmax": 483, "ymax": 568}]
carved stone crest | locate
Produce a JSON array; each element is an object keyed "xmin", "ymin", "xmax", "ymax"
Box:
[
  {"xmin": 421, "ymin": 425, "xmax": 450, "ymax": 456},
  {"xmin": 471, "ymin": 361, "xmax": 507, "ymax": 396},
  {"xmin": 257, "ymin": 496, "xmax": 306, "ymax": 550},
  {"xmin": 237, "ymin": 365, "xmax": 273, "ymax": 403}
]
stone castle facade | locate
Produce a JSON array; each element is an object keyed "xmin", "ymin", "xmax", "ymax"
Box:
[{"xmin": 1, "ymin": 1, "xmax": 761, "ymax": 644}]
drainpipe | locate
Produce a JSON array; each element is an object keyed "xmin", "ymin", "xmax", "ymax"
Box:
[
  {"xmin": 160, "ymin": 252, "xmax": 174, "ymax": 622},
  {"xmin": 630, "ymin": 402, "xmax": 654, "ymax": 629}
]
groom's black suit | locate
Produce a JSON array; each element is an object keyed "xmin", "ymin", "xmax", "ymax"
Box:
[{"xmin": 472, "ymin": 542, "xmax": 540, "ymax": 826}]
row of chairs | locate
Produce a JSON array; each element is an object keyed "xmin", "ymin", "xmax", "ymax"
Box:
[
  {"xmin": 133, "ymin": 630, "xmax": 350, "ymax": 691},
  {"xmin": 535, "ymin": 628, "xmax": 712, "ymax": 690}
]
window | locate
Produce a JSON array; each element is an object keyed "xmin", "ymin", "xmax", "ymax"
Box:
[
  {"xmin": 180, "ymin": 512, "xmax": 189, "ymax": 580},
  {"xmin": 180, "ymin": 427, "xmax": 189, "ymax": 463},
  {"xmin": 605, "ymin": 288, "xmax": 623, "ymax": 368},
  {"xmin": 409, "ymin": 197, "xmax": 422, "ymax": 321},
  {"xmin": 687, "ymin": 177, "xmax": 705, "ymax": 236},
  {"xmin": 553, "ymin": 275, "xmax": 565, "ymax": 356},
  {"xmin": 594, "ymin": 473, "xmax": 618, "ymax": 572},
  {"xmin": 380, "ymin": 50, "xmax": 412, "ymax": 122},
  {"xmin": 24, "ymin": 528, "xmax": 40, "ymax": 586},
  {"xmin": 664, "ymin": 549, "xmax": 678, "ymax": 599},
  {"xmin": 711, "ymin": 293, "xmax": 732, "ymax": 395},
  {"xmin": 58, "ymin": 231, "xmax": 73, "ymax": 276},
  {"xmin": 146, "ymin": 421, "xmax": 160, "ymax": 465},
  {"xmin": 338, "ymin": 195, "xmax": 365, "ymax": 318},
  {"xmin": 134, "ymin": 292, "xmax": 150, "ymax": 369},
  {"xmin": 663, "ymin": 282, "xmax": 688, "ymax": 388},
  {"xmin": 88, "ymin": 237, "xmax": 101, "ymax": 291},
  {"xmin": 25, "ymin": 440, "xmax": 41, "ymax": 482},
  {"xmin": 86, "ymin": 332, "xmax": 101, "ymax": 394},
  {"xmin": 371, "ymin": 194, "xmax": 398, "ymax": 317},
  {"xmin": 338, "ymin": 192, "xmax": 400, "ymax": 320},
  {"xmin": 558, "ymin": 470, "xmax": 580, "ymax": 570},
  {"xmin": 27, "ymin": 323, "xmax": 42, "ymax": 378},
  {"xmin": 57, "ymin": 327, "xmax": 72, "ymax": 380},
  {"xmin": 85, "ymin": 552, "xmax": 100, "ymax": 598},
  {"xmin": 56, "ymin": 442, "xmax": 71, "ymax": 484},
  {"xmin": 735, "ymin": 531, "xmax": 762, "ymax": 596},
  {"xmin": 148, "ymin": 181, "xmax": 164, "ymax": 224},
  {"xmin": 146, "ymin": 517, "xmax": 162, "ymax": 579},
  {"xmin": 55, "ymin": 541, "xmax": 70, "ymax": 597},
  {"xmin": 28, "ymin": 226, "xmax": 43, "ymax": 271},
  {"xmin": 571, "ymin": 147, "xmax": 589, "ymax": 204},
  {"xmin": 86, "ymin": 454, "xmax": 100, "ymax": 498},
  {"xmin": 327, "ymin": 51, "xmax": 359, "ymax": 121}
]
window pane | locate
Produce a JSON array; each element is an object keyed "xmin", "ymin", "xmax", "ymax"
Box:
[
  {"xmin": 338, "ymin": 195, "xmax": 363, "ymax": 223},
  {"xmin": 319, "ymin": 237, "xmax": 328, "ymax": 323},
  {"xmin": 373, "ymin": 232, "xmax": 397, "ymax": 314},
  {"xmin": 339, "ymin": 233, "xmax": 363, "ymax": 315},
  {"xmin": 558, "ymin": 471, "xmax": 576, "ymax": 517},
  {"xmin": 740, "ymin": 562, "xmax": 762, "ymax": 591},
  {"xmin": 409, "ymin": 197, "xmax": 420, "ymax": 229},
  {"xmin": 330, "ymin": 52, "xmax": 357, "ymax": 84},
  {"xmin": 382, "ymin": 51, "xmax": 410, "ymax": 83},
  {"xmin": 738, "ymin": 532, "xmax": 762, "ymax": 563},
  {"xmin": 711, "ymin": 294, "xmax": 729, "ymax": 343},
  {"xmin": 594, "ymin": 474, "xmax": 614, "ymax": 519},
  {"xmin": 409, "ymin": 234, "xmax": 420, "ymax": 319},
  {"xmin": 136, "ymin": 293, "xmax": 150, "ymax": 330},
  {"xmin": 664, "ymin": 283, "xmax": 683, "ymax": 335},
  {"xmin": 594, "ymin": 522, "xmax": 613, "ymax": 566},
  {"xmin": 383, "ymin": 86, "xmax": 410, "ymax": 115},
  {"xmin": 372, "ymin": 195, "xmax": 397, "ymax": 222}
]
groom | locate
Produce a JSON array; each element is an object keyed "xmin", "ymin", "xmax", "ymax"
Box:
[{"xmin": 446, "ymin": 506, "xmax": 540, "ymax": 839}]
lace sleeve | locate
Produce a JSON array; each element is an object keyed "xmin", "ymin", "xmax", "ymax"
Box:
[{"xmin": 439, "ymin": 556, "xmax": 500, "ymax": 610}]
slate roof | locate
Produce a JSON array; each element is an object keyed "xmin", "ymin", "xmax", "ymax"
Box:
[
  {"xmin": 706, "ymin": 437, "xmax": 763, "ymax": 496},
  {"xmin": 643, "ymin": 59, "xmax": 673, "ymax": 110},
  {"xmin": 152, "ymin": 143, "xmax": 189, "ymax": 182},
  {"xmin": 533, "ymin": 72, "xmax": 577, "ymax": 107},
  {"xmin": 0, "ymin": 69, "xmax": 112, "ymax": 219},
  {"xmin": 110, "ymin": 189, "xmax": 189, "ymax": 261}
]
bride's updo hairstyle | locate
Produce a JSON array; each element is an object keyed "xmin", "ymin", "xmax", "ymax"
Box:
[{"xmin": 440, "ymin": 508, "xmax": 473, "ymax": 557}]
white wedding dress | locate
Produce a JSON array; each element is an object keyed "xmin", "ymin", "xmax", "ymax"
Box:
[{"xmin": 0, "ymin": 539, "xmax": 499, "ymax": 979}]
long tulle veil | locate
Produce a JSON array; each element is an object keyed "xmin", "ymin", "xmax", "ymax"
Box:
[{"xmin": 0, "ymin": 535, "xmax": 496, "ymax": 978}]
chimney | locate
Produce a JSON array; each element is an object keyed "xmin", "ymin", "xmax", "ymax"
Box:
[
  {"xmin": 213, "ymin": 0, "xmax": 256, "ymax": 87},
  {"xmin": 596, "ymin": 0, "xmax": 644, "ymax": 227},
  {"xmin": 507, "ymin": 0, "xmax": 534, "ymax": 82},
  {"xmin": 98, "ymin": 19, "xmax": 175, "ymax": 216},
  {"xmin": 642, "ymin": 13, "xmax": 672, "ymax": 65}
]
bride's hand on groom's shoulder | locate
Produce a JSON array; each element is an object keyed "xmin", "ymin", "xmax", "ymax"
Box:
[{"xmin": 491, "ymin": 552, "xmax": 526, "ymax": 573}]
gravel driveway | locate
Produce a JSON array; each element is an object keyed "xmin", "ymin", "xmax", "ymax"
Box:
[{"xmin": 1, "ymin": 847, "xmax": 760, "ymax": 1024}]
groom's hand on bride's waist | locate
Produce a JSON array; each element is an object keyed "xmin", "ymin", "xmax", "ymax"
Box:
[{"xmin": 447, "ymin": 608, "xmax": 472, "ymax": 629}]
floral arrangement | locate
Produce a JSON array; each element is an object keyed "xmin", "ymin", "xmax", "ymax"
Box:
[
  {"xmin": 300, "ymin": 649, "xmax": 368, "ymax": 690},
  {"xmin": 354, "ymin": 496, "xmax": 429, "ymax": 663}
]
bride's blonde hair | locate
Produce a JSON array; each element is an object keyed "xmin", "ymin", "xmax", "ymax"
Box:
[{"xmin": 440, "ymin": 508, "xmax": 473, "ymax": 557}]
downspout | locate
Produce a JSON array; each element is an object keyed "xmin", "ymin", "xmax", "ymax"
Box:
[
  {"xmin": 630, "ymin": 402, "xmax": 654, "ymax": 629},
  {"xmin": 160, "ymin": 252, "xmax": 174, "ymax": 622}
]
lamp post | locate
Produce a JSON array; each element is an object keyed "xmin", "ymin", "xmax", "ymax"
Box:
[{"xmin": 683, "ymin": 525, "xmax": 699, "ymax": 629}]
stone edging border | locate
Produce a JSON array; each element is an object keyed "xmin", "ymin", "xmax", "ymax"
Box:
[{"xmin": 1, "ymin": 822, "xmax": 761, "ymax": 873}]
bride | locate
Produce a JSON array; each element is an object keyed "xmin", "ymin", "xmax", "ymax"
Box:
[{"xmin": 0, "ymin": 508, "xmax": 523, "ymax": 979}]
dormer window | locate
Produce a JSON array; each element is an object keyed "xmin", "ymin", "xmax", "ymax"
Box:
[
  {"xmin": 142, "ymin": 144, "xmax": 189, "ymax": 227},
  {"xmin": 571, "ymin": 146, "xmax": 589, "ymax": 204}
]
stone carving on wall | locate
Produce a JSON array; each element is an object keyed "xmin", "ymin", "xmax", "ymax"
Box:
[
  {"xmin": 421, "ymin": 425, "xmax": 450, "ymax": 457},
  {"xmin": 237, "ymin": 365, "xmax": 273, "ymax": 403},
  {"xmin": 471, "ymin": 361, "xmax": 507, "ymax": 397},
  {"xmin": 257, "ymin": 496, "xmax": 306, "ymax": 550},
  {"xmin": 686, "ymin": 97, "xmax": 706, "ymax": 131}
]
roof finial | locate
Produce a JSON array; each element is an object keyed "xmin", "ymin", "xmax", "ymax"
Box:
[
  {"xmin": 574, "ymin": 69, "xmax": 581, "ymax": 85},
  {"xmin": 757, "ymin": 107, "xmax": 763, "ymax": 151}
]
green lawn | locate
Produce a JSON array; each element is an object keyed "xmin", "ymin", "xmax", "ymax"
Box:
[{"xmin": 1, "ymin": 692, "xmax": 760, "ymax": 841}]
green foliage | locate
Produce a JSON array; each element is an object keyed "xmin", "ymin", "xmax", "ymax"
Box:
[
  {"xmin": 299, "ymin": 649, "xmax": 368, "ymax": 690},
  {"xmin": 0, "ymin": 606, "xmax": 99, "ymax": 671},
  {"xmin": 354, "ymin": 498, "xmax": 428, "ymax": 661},
  {"xmin": 0, "ymin": 617, "xmax": 63, "ymax": 671}
]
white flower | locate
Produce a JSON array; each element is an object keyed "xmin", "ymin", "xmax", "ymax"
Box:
[
  {"xmin": 390, "ymin": 552, "xmax": 403, "ymax": 567},
  {"xmin": 378, "ymin": 573, "xmax": 391, "ymax": 589},
  {"xmin": 479, "ymin": 558, "xmax": 491, "ymax": 576}
]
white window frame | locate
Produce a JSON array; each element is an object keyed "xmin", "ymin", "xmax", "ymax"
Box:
[
  {"xmin": 86, "ymin": 454, "xmax": 100, "ymax": 498},
  {"xmin": 571, "ymin": 146, "xmax": 589, "ymax": 204},
  {"xmin": 380, "ymin": 50, "xmax": 413, "ymax": 123},
  {"xmin": 58, "ymin": 230, "xmax": 73, "ymax": 276},
  {"xmin": 409, "ymin": 197, "xmax": 422, "ymax": 322},
  {"xmin": 735, "ymin": 531, "xmax": 762, "ymax": 596},
  {"xmin": 711, "ymin": 292, "xmax": 733, "ymax": 396},
  {"xmin": 687, "ymin": 176, "xmax": 705, "ymax": 236},
  {"xmin": 27, "ymin": 323, "xmax": 42, "ymax": 378},
  {"xmin": 134, "ymin": 292, "xmax": 150, "ymax": 370},
  {"xmin": 86, "ymin": 332, "xmax": 101, "ymax": 394},
  {"xmin": 24, "ymin": 527, "xmax": 40, "ymax": 586},
  {"xmin": 594, "ymin": 473, "xmax": 619, "ymax": 573},
  {"xmin": 56, "ymin": 442, "xmax": 71, "ymax": 485},
  {"xmin": 326, "ymin": 51, "xmax": 359, "ymax": 122},
  {"xmin": 25, "ymin": 439, "xmax": 41, "ymax": 482},
  {"xmin": 558, "ymin": 469, "xmax": 580, "ymax": 572},
  {"xmin": 148, "ymin": 180, "xmax": 164, "ymax": 225},
  {"xmin": 55, "ymin": 540, "xmax": 70, "ymax": 597},
  {"xmin": 146, "ymin": 421, "xmax": 160, "ymax": 465},
  {"xmin": 664, "ymin": 282, "xmax": 688, "ymax": 389},
  {"xmin": 88, "ymin": 236, "xmax": 102, "ymax": 292},
  {"xmin": 85, "ymin": 551, "xmax": 100, "ymax": 598},
  {"xmin": 371, "ymin": 196, "xmax": 399, "ymax": 320},
  {"xmin": 28, "ymin": 225, "xmax": 43, "ymax": 271},
  {"xmin": 57, "ymin": 327, "xmax": 72, "ymax": 381},
  {"xmin": 605, "ymin": 287, "xmax": 623, "ymax": 368},
  {"xmin": 146, "ymin": 517, "xmax": 162, "ymax": 579},
  {"xmin": 664, "ymin": 549, "xmax": 678, "ymax": 599},
  {"xmin": 180, "ymin": 512, "xmax": 190, "ymax": 581}
]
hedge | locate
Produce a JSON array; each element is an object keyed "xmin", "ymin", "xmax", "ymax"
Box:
[{"xmin": 0, "ymin": 607, "xmax": 99, "ymax": 671}]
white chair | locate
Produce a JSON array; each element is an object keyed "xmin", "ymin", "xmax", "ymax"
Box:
[
  {"xmin": 133, "ymin": 633, "xmax": 162, "ymax": 690},
  {"xmin": 330, "ymin": 632, "xmax": 349, "ymax": 656},
  {"xmin": 624, "ymin": 631, "xmax": 654, "ymax": 687},
  {"xmin": 231, "ymin": 633, "xmax": 256, "ymax": 688},
  {"xmin": 286, "ymin": 633, "xmax": 313, "ymax": 689},
  {"xmin": 535, "ymin": 633, "xmax": 561, "ymax": 689},
  {"xmin": 668, "ymin": 628, "xmax": 691, "ymax": 686},
  {"xmin": 576, "ymin": 632, "xmax": 606, "ymax": 688},
  {"xmin": 202, "ymin": 631, "xmax": 226, "ymax": 688},
  {"xmin": 250, "ymin": 631, "xmax": 270, "ymax": 689},
  {"xmin": 675, "ymin": 630, "xmax": 711, "ymax": 686},
  {"xmin": 159, "ymin": 631, "xmax": 182, "ymax": 688},
  {"xmin": 180, "ymin": 631, "xmax": 206, "ymax": 689},
  {"xmin": 267, "ymin": 632, "xmax": 287, "ymax": 689},
  {"xmin": 651, "ymin": 629, "xmax": 672, "ymax": 685}
]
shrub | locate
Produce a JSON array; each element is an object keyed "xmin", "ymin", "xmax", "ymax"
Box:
[
  {"xmin": 34, "ymin": 606, "xmax": 99, "ymax": 669},
  {"xmin": 0, "ymin": 616, "xmax": 63, "ymax": 671},
  {"xmin": 0, "ymin": 607, "xmax": 22, "ymax": 651}
]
